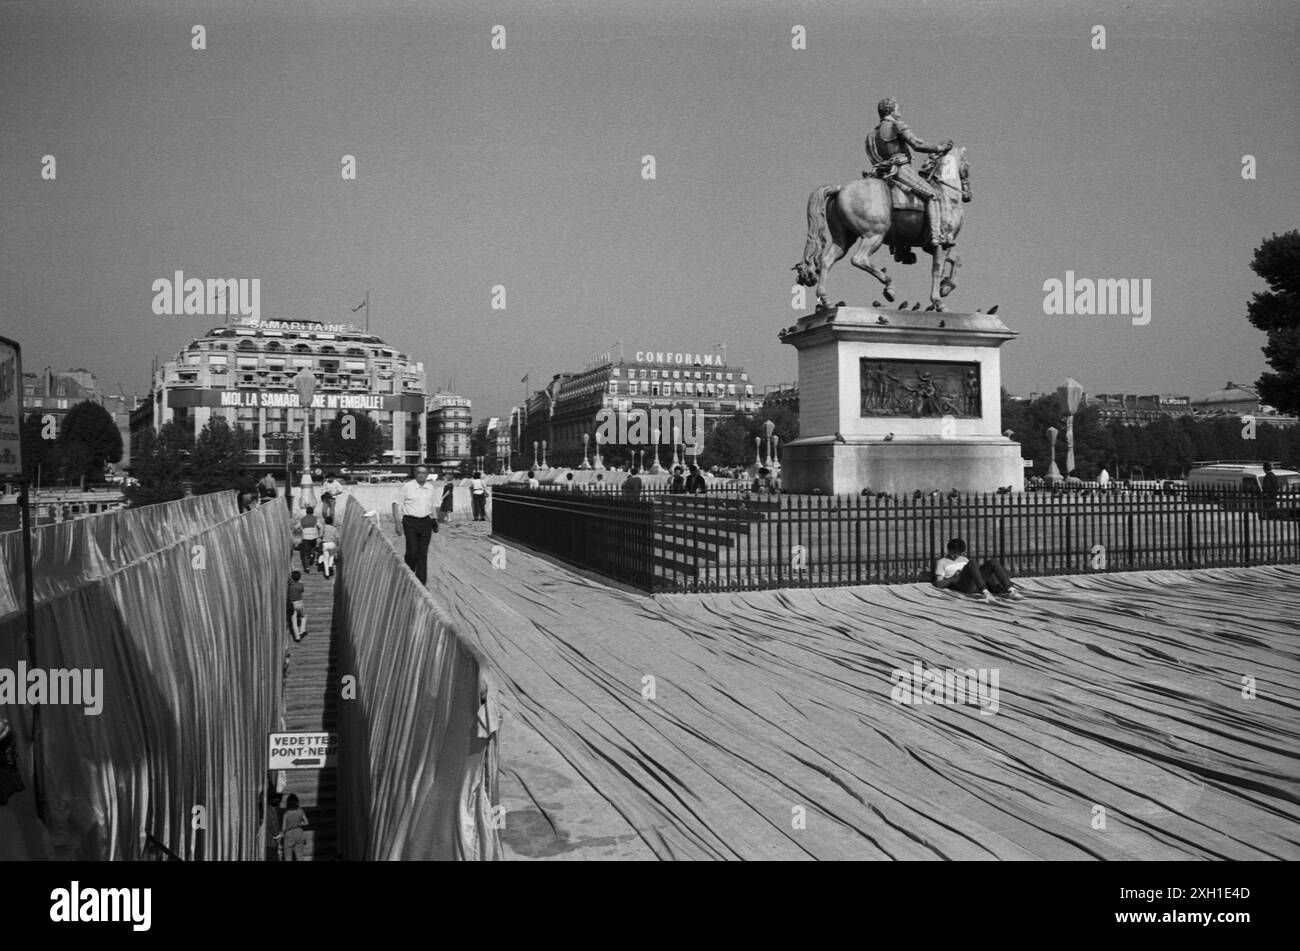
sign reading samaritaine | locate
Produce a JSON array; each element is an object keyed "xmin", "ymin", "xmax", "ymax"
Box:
[{"xmin": 219, "ymin": 390, "xmax": 384, "ymax": 410}]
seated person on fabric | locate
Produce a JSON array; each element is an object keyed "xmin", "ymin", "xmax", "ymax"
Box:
[{"xmin": 934, "ymin": 537, "xmax": 1024, "ymax": 602}]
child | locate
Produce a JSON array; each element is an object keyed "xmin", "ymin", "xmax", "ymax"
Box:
[
  {"xmin": 287, "ymin": 570, "xmax": 307, "ymax": 641},
  {"xmin": 279, "ymin": 793, "xmax": 310, "ymax": 861},
  {"xmin": 934, "ymin": 537, "xmax": 1024, "ymax": 602},
  {"xmin": 319, "ymin": 517, "xmax": 340, "ymax": 577}
]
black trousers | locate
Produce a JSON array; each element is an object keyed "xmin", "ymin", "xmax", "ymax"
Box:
[
  {"xmin": 402, "ymin": 515, "xmax": 435, "ymax": 584},
  {"xmin": 471, "ymin": 493, "xmax": 486, "ymax": 520},
  {"xmin": 952, "ymin": 558, "xmax": 1013, "ymax": 595}
]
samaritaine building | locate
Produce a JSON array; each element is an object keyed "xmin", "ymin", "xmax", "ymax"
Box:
[
  {"xmin": 137, "ymin": 318, "xmax": 427, "ymax": 472},
  {"xmin": 518, "ymin": 348, "xmax": 760, "ymax": 468}
]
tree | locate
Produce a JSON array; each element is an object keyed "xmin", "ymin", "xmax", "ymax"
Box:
[
  {"xmin": 315, "ymin": 411, "xmax": 386, "ymax": 467},
  {"xmin": 1246, "ymin": 230, "xmax": 1300, "ymax": 415},
  {"xmin": 699, "ymin": 414, "xmax": 753, "ymax": 469},
  {"xmin": 191, "ymin": 416, "xmax": 251, "ymax": 495},
  {"xmin": 699, "ymin": 405, "xmax": 799, "ymax": 470},
  {"xmin": 20, "ymin": 411, "xmax": 51, "ymax": 480},
  {"xmin": 56, "ymin": 400, "xmax": 123, "ymax": 487},
  {"xmin": 125, "ymin": 422, "xmax": 188, "ymax": 508}
]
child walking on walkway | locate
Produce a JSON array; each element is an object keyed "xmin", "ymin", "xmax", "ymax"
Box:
[{"xmin": 279, "ymin": 793, "xmax": 310, "ymax": 861}]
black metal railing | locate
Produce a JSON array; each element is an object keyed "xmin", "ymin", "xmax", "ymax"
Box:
[{"xmin": 492, "ymin": 486, "xmax": 1300, "ymax": 593}]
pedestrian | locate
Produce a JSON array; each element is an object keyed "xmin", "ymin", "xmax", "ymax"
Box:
[
  {"xmin": 933, "ymin": 537, "xmax": 1024, "ymax": 602},
  {"xmin": 391, "ymin": 465, "xmax": 438, "ymax": 584},
  {"xmin": 296, "ymin": 506, "xmax": 320, "ymax": 572},
  {"xmin": 257, "ymin": 472, "xmax": 278, "ymax": 505},
  {"xmin": 622, "ymin": 467, "xmax": 644, "ymax": 501},
  {"xmin": 685, "ymin": 464, "xmax": 707, "ymax": 495},
  {"xmin": 321, "ymin": 471, "xmax": 344, "ymax": 520},
  {"xmin": 1262, "ymin": 462, "xmax": 1279, "ymax": 510},
  {"xmin": 526, "ymin": 469, "xmax": 540, "ymax": 489},
  {"xmin": 470, "ymin": 470, "xmax": 488, "ymax": 520},
  {"xmin": 439, "ymin": 479, "xmax": 455, "ymax": 523},
  {"xmin": 287, "ymin": 570, "xmax": 307, "ymax": 641},
  {"xmin": 235, "ymin": 468, "xmax": 257, "ymax": 512},
  {"xmin": 319, "ymin": 516, "xmax": 340, "ymax": 577},
  {"xmin": 279, "ymin": 793, "xmax": 310, "ymax": 862},
  {"xmin": 264, "ymin": 789, "xmax": 283, "ymax": 861},
  {"xmin": 669, "ymin": 466, "xmax": 686, "ymax": 493}
]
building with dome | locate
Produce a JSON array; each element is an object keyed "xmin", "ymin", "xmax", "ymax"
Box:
[{"xmin": 130, "ymin": 318, "xmax": 427, "ymax": 472}]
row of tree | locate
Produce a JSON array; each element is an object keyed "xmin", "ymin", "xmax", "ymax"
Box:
[
  {"xmin": 999, "ymin": 392, "xmax": 1296, "ymax": 479},
  {"xmin": 689, "ymin": 395, "xmax": 1297, "ymax": 479}
]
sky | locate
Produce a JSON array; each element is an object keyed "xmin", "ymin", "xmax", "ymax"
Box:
[{"xmin": 2, "ymin": 0, "xmax": 1298, "ymax": 419}]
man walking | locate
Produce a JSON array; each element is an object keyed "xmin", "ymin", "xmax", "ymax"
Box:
[{"xmin": 391, "ymin": 465, "xmax": 438, "ymax": 584}]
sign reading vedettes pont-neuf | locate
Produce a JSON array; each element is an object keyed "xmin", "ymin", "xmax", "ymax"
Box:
[
  {"xmin": 0, "ymin": 337, "xmax": 23, "ymax": 477},
  {"xmin": 268, "ymin": 732, "xmax": 339, "ymax": 770}
]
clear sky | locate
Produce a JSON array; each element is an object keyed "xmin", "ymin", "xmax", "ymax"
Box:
[{"xmin": 3, "ymin": 0, "xmax": 1297, "ymax": 417}]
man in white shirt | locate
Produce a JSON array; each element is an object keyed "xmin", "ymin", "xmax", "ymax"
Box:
[
  {"xmin": 469, "ymin": 471, "xmax": 488, "ymax": 521},
  {"xmin": 321, "ymin": 472, "xmax": 346, "ymax": 519},
  {"xmin": 391, "ymin": 465, "xmax": 438, "ymax": 583}
]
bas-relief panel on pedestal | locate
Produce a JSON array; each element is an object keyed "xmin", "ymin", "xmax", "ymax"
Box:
[{"xmin": 860, "ymin": 358, "xmax": 981, "ymax": 418}]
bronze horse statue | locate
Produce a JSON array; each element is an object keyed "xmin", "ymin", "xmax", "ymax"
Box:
[{"xmin": 794, "ymin": 147, "xmax": 971, "ymax": 312}]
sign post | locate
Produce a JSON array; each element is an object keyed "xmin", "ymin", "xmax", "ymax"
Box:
[{"xmin": 0, "ymin": 335, "xmax": 34, "ymax": 658}]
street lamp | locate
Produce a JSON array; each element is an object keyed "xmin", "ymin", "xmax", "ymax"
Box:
[{"xmin": 293, "ymin": 366, "xmax": 317, "ymax": 511}]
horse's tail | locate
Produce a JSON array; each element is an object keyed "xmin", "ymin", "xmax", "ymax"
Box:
[{"xmin": 794, "ymin": 185, "xmax": 838, "ymax": 286}]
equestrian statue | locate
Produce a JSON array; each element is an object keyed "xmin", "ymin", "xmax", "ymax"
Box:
[{"xmin": 794, "ymin": 97, "xmax": 972, "ymax": 312}]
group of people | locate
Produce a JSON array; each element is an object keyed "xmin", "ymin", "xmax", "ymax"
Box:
[{"xmin": 263, "ymin": 789, "xmax": 310, "ymax": 861}]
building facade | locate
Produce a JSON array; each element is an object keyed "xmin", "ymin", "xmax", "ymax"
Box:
[
  {"xmin": 24, "ymin": 369, "xmax": 139, "ymax": 471},
  {"xmin": 426, "ymin": 391, "xmax": 472, "ymax": 474},
  {"xmin": 518, "ymin": 349, "xmax": 761, "ymax": 469},
  {"xmin": 135, "ymin": 319, "xmax": 426, "ymax": 472},
  {"xmin": 1090, "ymin": 393, "xmax": 1193, "ymax": 425}
]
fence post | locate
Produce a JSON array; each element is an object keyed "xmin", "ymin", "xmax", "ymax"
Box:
[{"xmin": 1241, "ymin": 504, "xmax": 1251, "ymax": 566}]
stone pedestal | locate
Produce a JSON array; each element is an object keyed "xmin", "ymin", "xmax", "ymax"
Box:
[{"xmin": 779, "ymin": 305, "xmax": 1026, "ymax": 495}]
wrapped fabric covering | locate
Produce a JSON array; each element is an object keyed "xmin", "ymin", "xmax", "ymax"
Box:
[
  {"xmin": 335, "ymin": 497, "xmax": 501, "ymax": 859},
  {"xmin": 0, "ymin": 494, "xmax": 287, "ymax": 859},
  {"xmin": 0, "ymin": 492, "xmax": 241, "ymax": 615}
]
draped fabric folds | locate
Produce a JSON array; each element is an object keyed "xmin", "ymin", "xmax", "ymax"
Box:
[
  {"xmin": 334, "ymin": 497, "xmax": 501, "ymax": 860},
  {"xmin": 0, "ymin": 492, "xmax": 286, "ymax": 859}
]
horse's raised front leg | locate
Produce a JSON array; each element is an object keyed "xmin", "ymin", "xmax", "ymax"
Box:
[{"xmin": 849, "ymin": 232, "xmax": 894, "ymax": 301}]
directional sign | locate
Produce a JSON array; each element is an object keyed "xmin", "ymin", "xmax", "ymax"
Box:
[
  {"xmin": 268, "ymin": 731, "xmax": 338, "ymax": 770},
  {"xmin": 0, "ymin": 336, "xmax": 23, "ymax": 477}
]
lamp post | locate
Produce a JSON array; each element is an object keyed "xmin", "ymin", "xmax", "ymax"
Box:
[
  {"xmin": 293, "ymin": 366, "xmax": 317, "ymax": 511},
  {"xmin": 580, "ymin": 433, "xmax": 591, "ymax": 469},
  {"xmin": 533, "ymin": 441, "xmax": 539, "ymax": 469},
  {"xmin": 1057, "ymin": 378, "xmax": 1084, "ymax": 478},
  {"xmin": 1045, "ymin": 426, "xmax": 1062, "ymax": 484}
]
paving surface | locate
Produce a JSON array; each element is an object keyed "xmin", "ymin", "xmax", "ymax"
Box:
[
  {"xmin": 405, "ymin": 519, "xmax": 1300, "ymax": 860},
  {"xmin": 278, "ymin": 551, "xmax": 339, "ymax": 860}
]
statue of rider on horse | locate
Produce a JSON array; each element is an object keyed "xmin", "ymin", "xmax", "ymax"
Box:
[{"xmin": 794, "ymin": 97, "xmax": 972, "ymax": 312}]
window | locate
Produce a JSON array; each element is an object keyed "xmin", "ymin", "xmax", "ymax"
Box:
[
  {"xmin": 208, "ymin": 354, "xmax": 228, "ymax": 365},
  {"xmin": 608, "ymin": 381, "xmax": 619, "ymax": 394}
]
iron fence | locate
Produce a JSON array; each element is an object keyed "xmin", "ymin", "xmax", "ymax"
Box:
[{"xmin": 490, "ymin": 486, "xmax": 1300, "ymax": 593}]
